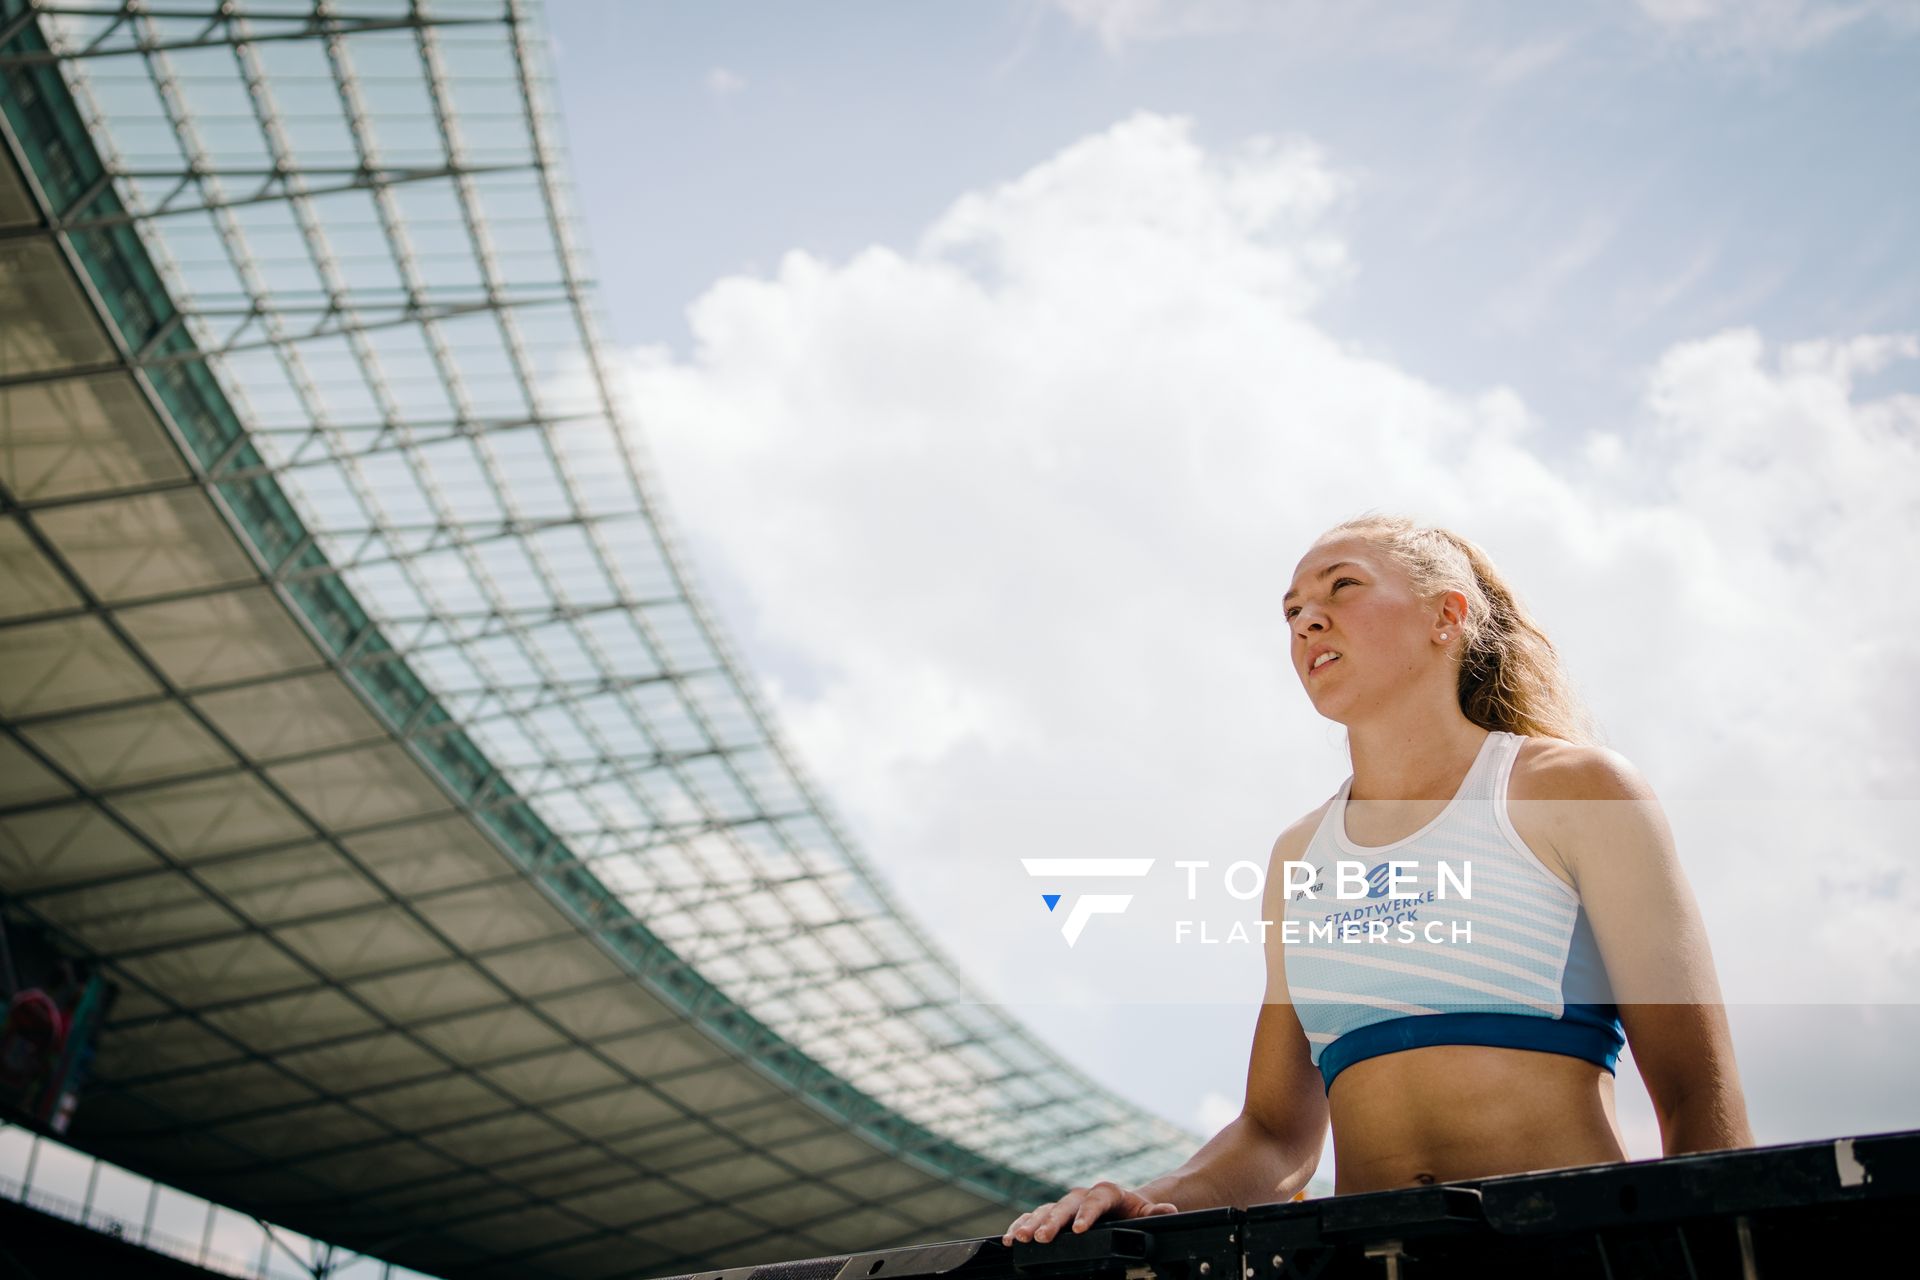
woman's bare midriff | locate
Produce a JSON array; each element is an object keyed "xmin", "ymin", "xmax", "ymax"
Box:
[
  {"xmin": 1327, "ymin": 1042, "xmax": 1629, "ymax": 1193},
  {"xmin": 1318, "ymin": 735, "xmax": 1629, "ymax": 1191}
]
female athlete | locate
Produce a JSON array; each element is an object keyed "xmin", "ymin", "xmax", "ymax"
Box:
[{"xmin": 1004, "ymin": 513, "xmax": 1753, "ymax": 1245}]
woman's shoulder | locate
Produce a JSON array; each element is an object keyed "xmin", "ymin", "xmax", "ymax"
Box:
[{"xmin": 1509, "ymin": 733, "xmax": 1657, "ymax": 804}]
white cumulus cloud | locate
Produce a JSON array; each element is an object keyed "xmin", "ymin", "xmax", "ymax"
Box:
[{"xmin": 606, "ymin": 110, "xmax": 1920, "ymax": 1143}]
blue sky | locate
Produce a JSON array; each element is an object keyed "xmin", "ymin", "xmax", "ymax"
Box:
[
  {"xmin": 547, "ymin": 0, "xmax": 1918, "ymax": 442},
  {"xmin": 539, "ymin": 0, "xmax": 1920, "ymax": 1195}
]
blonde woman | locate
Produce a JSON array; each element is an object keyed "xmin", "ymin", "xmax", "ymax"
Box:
[{"xmin": 1004, "ymin": 514, "xmax": 1753, "ymax": 1245}]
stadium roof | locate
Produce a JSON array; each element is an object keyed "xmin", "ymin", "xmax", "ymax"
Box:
[{"xmin": 0, "ymin": 1, "xmax": 1201, "ymax": 1276}]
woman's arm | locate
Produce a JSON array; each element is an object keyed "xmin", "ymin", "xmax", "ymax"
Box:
[
  {"xmin": 1004, "ymin": 821, "xmax": 1328, "ymax": 1244},
  {"xmin": 1133, "ymin": 999, "xmax": 1327, "ymax": 1210},
  {"xmin": 1528, "ymin": 746, "xmax": 1755, "ymax": 1154},
  {"xmin": 1147, "ymin": 812, "xmax": 1332, "ymax": 1209},
  {"xmin": 1006, "ymin": 1100, "xmax": 1312, "ymax": 1246},
  {"xmin": 1133, "ymin": 1103, "xmax": 1317, "ymax": 1210}
]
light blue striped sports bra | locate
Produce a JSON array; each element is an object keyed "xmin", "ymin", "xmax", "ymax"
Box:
[{"xmin": 1283, "ymin": 729, "xmax": 1625, "ymax": 1093}]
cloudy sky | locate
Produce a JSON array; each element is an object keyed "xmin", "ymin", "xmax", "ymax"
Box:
[{"xmin": 542, "ymin": 0, "xmax": 1920, "ymax": 1194}]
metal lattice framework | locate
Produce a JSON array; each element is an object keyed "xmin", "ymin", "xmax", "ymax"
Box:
[{"xmin": 0, "ymin": 1, "xmax": 1202, "ymax": 1276}]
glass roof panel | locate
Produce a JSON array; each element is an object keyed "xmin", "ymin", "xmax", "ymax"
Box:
[
  {"xmin": 0, "ymin": 518, "xmax": 82, "ymax": 617},
  {"xmin": 0, "ymin": 239, "xmax": 116, "ymax": 374},
  {"xmin": 0, "ymin": 732, "xmax": 74, "ymax": 806},
  {"xmin": 0, "ymin": 370, "xmax": 188, "ymax": 501},
  {"xmin": 0, "ymin": 613, "xmax": 163, "ymax": 715},
  {"xmin": 116, "ymin": 586, "xmax": 324, "ymax": 687},
  {"xmin": 36, "ymin": 487, "xmax": 261, "ymax": 601},
  {"xmin": 21, "ymin": 697, "xmax": 235, "ymax": 790}
]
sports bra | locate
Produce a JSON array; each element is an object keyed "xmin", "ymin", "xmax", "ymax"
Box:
[{"xmin": 1282, "ymin": 729, "xmax": 1625, "ymax": 1093}]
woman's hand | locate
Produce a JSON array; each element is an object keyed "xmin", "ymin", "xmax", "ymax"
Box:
[{"xmin": 1001, "ymin": 1181, "xmax": 1179, "ymax": 1245}]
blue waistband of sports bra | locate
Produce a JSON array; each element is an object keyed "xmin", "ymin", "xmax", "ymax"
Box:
[{"xmin": 1318, "ymin": 1009, "xmax": 1625, "ymax": 1093}]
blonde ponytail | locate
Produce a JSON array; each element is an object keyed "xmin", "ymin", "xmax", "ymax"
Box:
[{"xmin": 1312, "ymin": 513, "xmax": 1604, "ymax": 746}]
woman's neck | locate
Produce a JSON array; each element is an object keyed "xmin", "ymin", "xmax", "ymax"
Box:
[{"xmin": 1346, "ymin": 714, "xmax": 1491, "ymax": 802}]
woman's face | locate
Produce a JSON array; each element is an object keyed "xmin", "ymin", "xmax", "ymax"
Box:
[{"xmin": 1285, "ymin": 538, "xmax": 1443, "ymax": 716}]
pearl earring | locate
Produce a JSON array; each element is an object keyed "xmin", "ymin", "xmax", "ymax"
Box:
[{"xmin": 1440, "ymin": 633, "xmax": 1449, "ymax": 640}]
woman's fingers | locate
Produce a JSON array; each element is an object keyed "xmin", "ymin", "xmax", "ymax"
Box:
[
  {"xmin": 1036, "ymin": 1189, "xmax": 1113, "ymax": 1243},
  {"xmin": 1034, "ymin": 1188, "xmax": 1089, "ymax": 1241},
  {"xmin": 1002, "ymin": 1201, "xmax": 1055, "ymax": 1245},
  {"xmin": 1068, "ymin": 1182, "xmax": 1123, "ymax": 1232},
  {"xmin": 1006, "ymin": 1189, "xmax": 1084, "ymax": 1244},
  {"xmin": 1003, "ymin": 1183, "xmax": 1168, "ymax": 1245}
]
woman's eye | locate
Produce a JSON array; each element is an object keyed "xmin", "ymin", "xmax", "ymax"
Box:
[{"xmin": 1288, "ymin": 579, "xmax": 1359, "ymax": 619}]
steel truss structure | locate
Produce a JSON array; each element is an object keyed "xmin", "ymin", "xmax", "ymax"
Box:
[{"xmin": 0, "ymin": 2, "xmax": 1200, "ymax": 1276}]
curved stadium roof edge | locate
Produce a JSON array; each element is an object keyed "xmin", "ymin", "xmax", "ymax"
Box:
[{"xmin": 0, "ymin": 1, "xmax": 1202, "ymax": 1275}]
